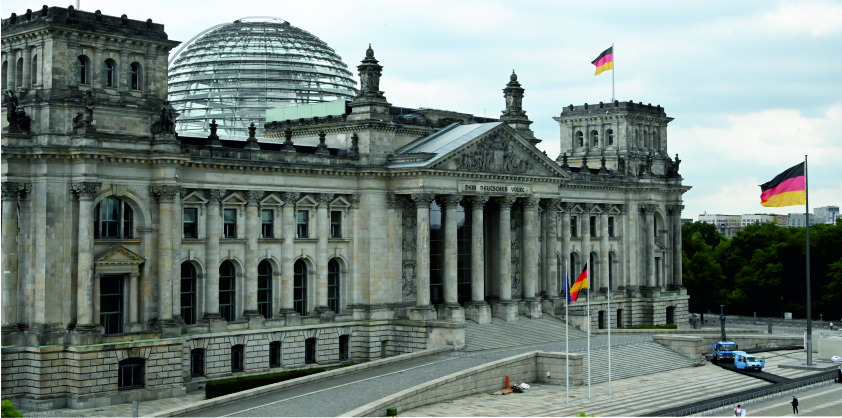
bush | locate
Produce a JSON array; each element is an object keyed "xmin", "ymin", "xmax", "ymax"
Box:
[
  {"xmin": 626, "ymin": 324, "xmax": 678, "ymax": 330},
  {"xmin": 205, "ymin": 367, "xmax": 328, "ymax": 399},
  {"xmin": 1, "ymin": 401, "xmax": 23, "ymax": 418}
]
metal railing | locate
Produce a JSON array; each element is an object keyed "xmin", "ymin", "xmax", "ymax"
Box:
[{"xmin": 655, "ymin": 373, "xmax": 836, "ymax": 416}]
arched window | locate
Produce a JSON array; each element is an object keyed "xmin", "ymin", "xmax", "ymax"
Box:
[
  {"xmin": 94, "ymin": 197, "xmax": 133, "ymax": 239},
  {"xmin": 118, "ymin": 358, "xmax": 144, "ymax": 390},
  {"xmin": 591, "ymin": 130, "xmax": 599, "ymax": 147},
  {"xmin": 190, "ymin": 348, "xmax": 204, "ymax": 377},
  {"xmin": 258, "ymin": 260, "xmax": 272, "ymax": 319},
  {"xmin": 576, "ymin": 131, "xmax": 584, "ymax": 147},
  {"xmin": 219, "ymin": 261, "xmax": 236, "ymax": 321},
  {"xmin": 76, "ymin": 55, "xmax": 90, "ymax": 84},
  {"xmin": 327, "ymin": 259, "xmax": 340, "ymax": 314},
  {"xmin": 269, "ymin": 341, "xmax": 281, "ymax": 368},
  {"xmin": 1, "ymin": 61, "xmax": 7, "ymax": 88},
  {"xmin": 231, "ymin": 344, "xmax": 244, "ymax": 372},
  {"xmin": 130, "ymin": 62, "xmax": 141, "ymax": 90},
  {"xmin": 31, "ymin": 55, "xmax": 38, "ymax": 85},
  {"xmin": 294, "ymin": 260, "xmax": 307, "ymax": 316},
  {"xmin": 16, "ymin": 58, "xmax": 23, "ymax": 87},
  {"xmin": 607, "ymin": 129, "xmax": 614, "ymax": 146},
  {"xmin": 180, "ymin": 262, "xmax": 197, "ymax": 325},
  {"xmin": 103, "ymin": 59, "xmax": 115, "ymax": 87}
]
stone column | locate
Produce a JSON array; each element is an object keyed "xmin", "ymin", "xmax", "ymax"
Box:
[
  {"xmin": 314, "ymin": 193, "xmax": 334, "ymax": 321},
  {"xmin": 1, "ymin": 182, "xmax": 26, "ymax": 336},
  {"xmin": 129, "ymin": 271, "xmax": 139, "ymax": 325},
  {"xmin": 280, "ymin": 192, "xmax": 300, "ymax": 324},
  {"xmin": 204, "ymin": 189, "xmax": 224, "ymax": 326},
  {"xmin": 669, "ymin": 204, "xmax": 686, "ymax": 294},
  {"xmin": 493, "ymin": 197, "xmax": 517, "ymax": 322},
  {"xmin": 150, "ymin": 185, "xmax": 180, "ymax": 337},
  {"xmin": 561, "ymin": 203, "xmax": 573, "ymax": 286},
  {"xmin": 522, "ymin": 196, "xmax": 542, "ymax": 318},
  {"xmin": 466, "ymin": 196, "xmax": 490, "ymax": 324},
  {"xmin": 582, "ymin": 205, "xmax": 592, "ymax": 291},
  {"xmin": 92, "ymin": 46, "xmax": 102, "ymax": 89},
  {"xmin": 70, "ymin": 182, "xmax": 101, "ymax": 336},
  {"xmin": 119, "ymin": 48, "xmax": 129, "ymax": 91},
  {"xmin": 441, "ymin": 194, "xmax": 464, "ymax": 322},
  {"xmin": 642, "ymin": 204, "xmax": 658, "ymax": 292},
  {"xmin": 93, "ymin": 274, "xmax": 101, "ymax": 324},
  {"xmin": 243, "ymin": 191, "xmax": 263, "ymax": 324},
  {"xmin": 626, "ymin": 201, "xmax": 640, "ymax": 297},
  {"xmin": 409, "ymin": 193, "xmax": 436, "ymax": 321},
  {"xmin": 600, "ymin": 207, "xmax": 610, "ymax": 292},
  {"xmin": 6, "ymin": 50, "xmax": 17, "ymax": 91},
  {"xmin": 542, "ymin": 199, "xmax": 561, "ymax": 313},
  {"xmin": 21, "ymin": 46, "xmax": 31, "ymax": 89}
]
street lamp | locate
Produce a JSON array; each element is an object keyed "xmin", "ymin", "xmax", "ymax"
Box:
[{"xmin": 720, "ymin": 305, "xmax": 727, "ymax": 342}]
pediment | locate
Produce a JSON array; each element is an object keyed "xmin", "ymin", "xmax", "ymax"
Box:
[
  {"xmin": 430, "ymin": 124, "xmax": 570, "ymax": 178},
  {"xmin": 222, "ymin": 192, "xmax": 247, "ymax": 205},
  {"xmin": 609, "ymin": 205, "xmax": 622, "ymax": 214},
  {"xmin": 182, "ymin": 191, "xmax": 208, "ymax": 205},
  {"xmin": 260, "ymin": 193, "xmax": 284, "ymax": 206},
  {"xmin": 296, "ymin": 195, "xmax": 318, "ymax": 207},
  {"xmin": 330, "ymin": 196, "xmax": 351, "ymax": 208},
  {"xmin": 95, "ymin": 245, "xmax": 145, "ymax": 265}
]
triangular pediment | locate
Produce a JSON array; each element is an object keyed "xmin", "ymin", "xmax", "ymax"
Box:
[
  {"xmin": 182, "ymin": 191, "xmax": 208, "ymax": 205},
  {"xmin": 95, "ymin": 245, "xmax": 145, "ymax": 265},
  {"xmin": 330, "ymin": 196, "xmax": 351, "ymax": 208},
  {"xmin": 222, "ymin": 192, "xmax": 247, "ymax": 205},
  {"xmin": 296, "ymin": 195, "xmax": 318, "ymax": 207},
  {"xmin": 429, "ymin": 124, "xmax": 570, "ymax": 178},
  {"xmin": 260, "ymin": 193, "xmax": 284, "ymax": 206}
]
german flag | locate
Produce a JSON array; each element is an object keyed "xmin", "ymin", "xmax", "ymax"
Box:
[
  {"xmin": 591, "ymin": 46, "xmax": 613, "ymax": 76},
  {"xmin": 569, "ymin": 264, "xmax": 589, "ymax": 302},
  {"xmin": 760, "ymin": 162, "xmax": 806, "ymax": 207}
]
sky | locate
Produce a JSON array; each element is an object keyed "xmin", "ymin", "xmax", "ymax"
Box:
[{"xmin": 3, "ymin": 0, "xmax": 840, "ymax": 219}]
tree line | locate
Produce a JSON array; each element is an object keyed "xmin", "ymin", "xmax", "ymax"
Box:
[{"xmin": 682, "ymin": 219, "xmax": 842, "ymax": 321}]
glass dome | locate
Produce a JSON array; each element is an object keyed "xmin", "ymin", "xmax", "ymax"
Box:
[{"xmin": 167, "ymin": 17, "xmax": 358, "ymax": 138}]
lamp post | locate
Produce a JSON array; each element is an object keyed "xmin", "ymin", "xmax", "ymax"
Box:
[{"xmin": 720, "ymin": 305, "xmax": 727, "ymax": 342}]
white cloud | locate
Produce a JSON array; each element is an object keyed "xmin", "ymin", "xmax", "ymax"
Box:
[{"xmin": 762, "ymin": 1, "xmax": 842, "ymax": 36}]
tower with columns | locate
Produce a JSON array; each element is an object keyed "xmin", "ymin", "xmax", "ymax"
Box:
[{"xmin": 1, "ymin": 6, "xmax": 690, "ymax": 411}]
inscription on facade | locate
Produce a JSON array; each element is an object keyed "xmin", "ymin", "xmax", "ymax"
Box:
[{"xmin": 459, "ymin": 182, "xmax": 530, "ymax": 195}]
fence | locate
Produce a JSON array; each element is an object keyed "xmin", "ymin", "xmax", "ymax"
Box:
[{"xmin": 655, "ymin": 373, "xmax": 837, "ymax": 417}]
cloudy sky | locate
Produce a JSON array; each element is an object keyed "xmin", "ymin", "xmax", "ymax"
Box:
[{"xmin": 4, "ymin": 0, "xmax": 840, "ymax": 219}]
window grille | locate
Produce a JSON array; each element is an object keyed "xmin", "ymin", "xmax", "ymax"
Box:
[
  {"xmin": 294, "ymin": 260, "xmax": 307, "ymax": 316},
  {"xmin": 183, "ymin": 208, "xmax": 198, "ymax": 238},
  {"xmin": 219, "ymin": 261, "xmax": 236, "ymax": 321},
  {"xmin": 231, "ymin": 345, "xmax": 244, "ymax": 372},
  {"xmin": 258, "ymin": 261, "xmax": 272, "ymax": 319},
  {"xmin": 327, "ymin": 259, "xmax": 340, "ymax": 314},
  {"xmin": 118, "ymin": 358, "xmax": 144, "ymax": 390}
]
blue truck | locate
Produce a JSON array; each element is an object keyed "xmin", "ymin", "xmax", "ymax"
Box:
[
  {"xmin": 712, "ymin": 341, "xmax": 738, "ymax": 361},
  {"xmin": 733, "ymin": 351, "xmax": 765, "ymax": 371}
]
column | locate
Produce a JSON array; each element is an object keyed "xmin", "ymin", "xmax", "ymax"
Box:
[
  {"xmin": 21, "ymin": 46, "xmax": 31, "ymax": 89},
  {"xmin": 670, "ymin": 205, "xmax": 685, "ymax": 292},
  {"xmin": 582, "ymin": 205, "xmax": 592, "ymax": 291},
  {"xmin": 204, "ymin": 189, "xmax": 224, "ymax": 322},
  {"xmin": 543, "ymin": 199, "xmax": 560, "ymax": 302},
  {"xmin": 1, "ymin": 182, "xmax": 25, "ymax": 333},
  {"xmin": 92, "ymin": 46, "xmax": 102, "ymax": 89},
  {"xmin": 523, "ymin": 196, "xmax": 541, "ymax": 318},
  {"xmin": 119, "ymin": 47, "xmax": 129, "ymax": 91},
  {"xmin": 150, "ymin": 185, "xmax": 179, "ymax": 335},
  {"xmin": 409, "ymin": 193, "xmax": 436, "ymax": 321},
  {"xmin": 314, "ymin": 193, "xmax": 333, "ymax": 318},
  {"xmin": 71, "ymin": 182, "xmax": 101, "ymax": 332},
  {"xmin": 642, "ymin": 204, "xmax": 657, "ymax": 289},
  {"xmin": 466, "ymin": 196, "xmax": 490, "ymax": 324},
  {"xmin": 93, "ymin": 274, "xmax": 101, "ymax": 325},
  {"xmin": 7, "ymin": 50, "xmax": 18, "ymax": 91},
  {"xmin": 493, "ymin": 197, "xmax": 517, "ymax": 321},
  {"xmin": 561, "ymin": 203, "xmax": 572, "ymax": 283},
  {"xmin": 441, "ymin": 194, "xmax": 463, "ymax": 322},
  {"xmin": 600, "ymin": 207, "xmax": 610, "ymax": 292},
  {"xmin": 280, "ymin": 192, "xmax": 300, "ymax": 321},
  {"xmin": 243, "ymin": 191, "xmax": 262, "ymax": 321},
  {"xmin": 129, "ymin": 271, "xmax": 139, "ymax": 324}
]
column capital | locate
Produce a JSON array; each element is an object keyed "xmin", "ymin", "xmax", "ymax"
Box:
[
  {"xmin": 496, "ymin": 196, "xmax": 517, "ymax": 210},
  {"xmin": 613, "ymin": 203, "xmax": 625, "ymax": 214},
  {"xmin": 150, "ymin": 185, "xmax": 179, "ymax": 202},
  {"xmin": 386, "ymin": 193, "xmax": 402, "ymax": 209},
  {"xmin": 540, "ymin": 198, "xmax": 562, "ymax": 210},
  {"xmin": 206, "ymin": 189, "xmax": 226, "ymax": 204},
  {"xmin": 523, "ymin": 195, "xmax": 540, "ymax": 209},
  {"xmin": 666, "ymin": 204, "xmax": 685, "ymax": 216},
  {"xmin": 179, "ymin": 188, "xmax": 189, "ymax": 199},
  {"xmin": 316, "ymin": 193, "xmax": 334, "ymax": 206},
  {"xmin": 583, "ymin": 202, "xmax": 599, "ymax": 213},
  {"xmin": 641, "ymin": 203, "xmax": 658, "ymax": 214},
  {"xmin": 70, "ymin": 182, "xmax": 102, "ymax": 200},
  {"xmin": 245, "ymin": 190, "xmax": 264, "ymax": 205},
  {"xmin": 129, "ymin": 272, "xmax": 140, "ymax": 279},
  {"xmin": 411, "ymin": 192, "xmax": 435, "ymax": 207},
  {"xmin": 468, "ymin": 195, "xmax": 489, "ymax": 209},
  {"xmin": 1, "ymin": 182, "xmax": 27, "ymax": 200},
  {"xmin": 348, "ymin": 193, "xmax": 361, "ymax": 207},
  {"xmin": 441, "ymin": 194, "xmax": 463, "ymax": 208},
  {"xmin": 562, "ymin": 202, "xmax": 578, "ymax": 212},
  {"xmin": 281, "ymin": 192, "xmax": 300, "ymax": 205}
]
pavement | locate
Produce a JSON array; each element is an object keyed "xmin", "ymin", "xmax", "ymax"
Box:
[{"xmin": 703, "ymin": 384, "xmax": 842, "ymax": 417}]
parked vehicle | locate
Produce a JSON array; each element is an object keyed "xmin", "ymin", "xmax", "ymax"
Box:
[
  {"xmin": 734, "ymin": 351, "xmax": 765, "ymax": 371},
  {"xmin": 712, "ymin": 341, "xmax": 738, "ymax": 361}
]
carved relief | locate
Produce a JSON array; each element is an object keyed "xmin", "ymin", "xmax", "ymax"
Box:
[
  {"xmin": 1, "ymin": 182, "xmax": 28, "ymax": 200},
  {"xmin": 70, "ymin": 182, "xmax": 102, "ymax": 200},
  {"xmin": 149, "ymin": 185, "xmax": 179, "ymax": 202},
  {"xmin": 207, "ymin": 189, "xmax": 226, "ymax": 204},
  {"xmin": 454, "ymin": 131, "xmax": 531, "ymax": 174},
  {"xmin": 245, "ymin": 190, "xmax": 264, "ymax": 205},
  {"xmin": 401, "ymin": 197, "xmax": 417, "ymax": 301},
  {"xmin": 511, "ymin": 204, "xmax": 523, "ymax": 295}
]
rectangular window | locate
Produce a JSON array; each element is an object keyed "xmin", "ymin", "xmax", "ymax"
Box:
[
  {"xmin": 183, "ymin": 208, "xmax": 198, "ymax": 238},
  {"xmin": 297, "ymin": 210, "xmax": 309, "ymax": 238},
  {"xmin": 100, "ymin": 276, "xmax": 124, "ymax": 335},
  {"xmin": 261, "ymin": 209, "xmax": 274, "ymax": 238},
  {"xmin": 339, "ymin": 335, "xmax": 349, "ymax": 361},
  {"xmin": 224, "ymin": 208, "xmax": 237, "ymax": 238},
  {"xmin": 590, "ymin": 216, "xmax": 597, "ymax": 237},
  {"xmin": 570, "ymin": 216, "xmax": 578, "ymax": 237},
  {"xmin": 330, "ymin": 210, "xmax": 342, "ymax": 238},
  {"xmin": 305, "ymin": 338, "xmax": 316, "ymax": 364},
  {"xmin": 608, "ymin": 217, "xmax": 615, "ymax": 237},
  {"xmin": 231, "ymin": 345, "xmax": 244, "ymax": 372},
  {"xmin": 190, "ymin": 349, "xmax": 204, "ymax": 377},
  {"xmin": 269, "ymin": 342, "xmax": 281, "ymax": 368}
]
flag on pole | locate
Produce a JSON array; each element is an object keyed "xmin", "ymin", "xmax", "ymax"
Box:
[
  {"xmin": 591, "ymin": 46, "xmax": 614, "ymax": 76},
  {"xmin": 563, "ymin": 270, "xmax": 570, "ymax": 303},
  {"xmin": 569, "ymin": 263, "xmax": 589, "ymax": 301},
  {"xmin": 760, "ymin": 162, "xmax": 806, "ymax": 207}
]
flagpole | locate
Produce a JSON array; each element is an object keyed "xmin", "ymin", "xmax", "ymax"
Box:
[
  {"xmin": 565, "ymin": 261, "xmax": 569, "ymax": 405},
  {"xmin": 611, "ymin": 42, "xmax": 615, "ymax": 102},
  {"xmin": 587, "ymin": 262, "xmax": 591, "ymax": 400},
  {"xmin": 608, "ymin": 263, "xmax": 611, "ymax": 395},
  {"xmin": 805, "ymin": 155, "xmax": 813, "ymax": 366}
]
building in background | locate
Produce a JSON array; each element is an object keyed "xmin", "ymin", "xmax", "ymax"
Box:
[
  {"xmin": 167, "ymin": 18, "xmax": 358, "ymax": 138},
  {"xmin": 814, "ymin": 206, "xmax": 839, "ymax": 225},
  {"xmin": 786, "ymin": 213, "xmax": 817, "ymax": 228},
  {"xmin": 698, "ymin": 213, "xmax": 741, "ymax": 227}
]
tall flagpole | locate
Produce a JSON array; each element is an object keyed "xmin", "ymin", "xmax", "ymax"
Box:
[
  {"xmin": 611, "ymin": 42, "xmax": 615, "ymax": 102},
  {"xmin": 587, "ymin": 263, "xmax": 591, "ymax": 399},
  {"xmin": 805, "ymin": 155, "xmax": 813, "ymax": 366},
  {"xmin": 565, "ymin": 262, "xmax": 569, "ymax": 404},
  {"xmin": 608, "ymin": 262, "xmax": 612, "ymax": 394}
]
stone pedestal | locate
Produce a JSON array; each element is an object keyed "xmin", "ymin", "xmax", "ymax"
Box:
[
  {"xmin": 151, "ymin": 133, "xmax": 180, "ymax": 153},
  {"xmin": 409, "ymin": 306, "xmax": 437, "ymax": 322},
  {"xmin": 206, "ymin": 316, "xmax": 227, "ymax": 332},
  {"xmin": 465, "ymin": 302, "xmax": 492, "ymax": 324},
  {"xmin": 439, "ymin": 303, "xmax": 465, "ymax": 323},
  {"xmin": 669, "ymin": 284, "xmax": 687, "ymax": 295},
  {"xmin": 278, "ymin": 310, "xmax": 301, "ymax": 326},
  {"xmin": 243, "ymin": 311, "xmax": 265, "ymax": 328},
  {"xmin": 159, "ymin": 319, "xmax": 182, "ymax": 338},
  {"xmin": 492, "ymin": 301, "xmax": 518, "ymax": 322},
  {"xmin": 67, "ymin": 324, "xmax": 103, "ymax": 345},
  {"xmin": 314, "ymin": 306, "xmax": 336, "ymax": 323},
  {"xmin": 1, "ymin": 325, "xmax": 24, "ymax": 346},
  {"xmin": 523, "ymin": 298, "xmax": 542, "ymax": 319},
  {"xmin": 541, "ymin": 297, "xmax": 559, "ymax": 317},
  {"xmin": 641, "ymin": 286, "xmax": 661, "ymax": 298}
]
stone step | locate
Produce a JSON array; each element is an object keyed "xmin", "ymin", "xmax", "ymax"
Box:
[{"xmin": 464, "ymin": 315, "xmax": 588, "ymax": 351}]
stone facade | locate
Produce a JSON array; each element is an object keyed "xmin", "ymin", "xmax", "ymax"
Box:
[{"xmin": 1, "ymin": 7, "xmax": 690, "ymax": 410}]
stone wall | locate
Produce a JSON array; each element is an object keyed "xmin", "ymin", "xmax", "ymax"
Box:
[{"xmin": 653, "ymin": 333, "xmax": 804, "ymax": 361}]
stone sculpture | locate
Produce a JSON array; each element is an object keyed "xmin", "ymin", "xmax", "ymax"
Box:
[{"xmin": 5, "ymin": 91, "xmax": 32, "ymax": 132}]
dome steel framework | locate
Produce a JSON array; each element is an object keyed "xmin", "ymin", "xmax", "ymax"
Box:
[{"xmin": 167, "ymin": 17, "xmax": 358, "ymax": 138}]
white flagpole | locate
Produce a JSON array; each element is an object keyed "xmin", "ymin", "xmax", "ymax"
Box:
[
  {"xmin": 608, "ymin": 262, "xmax": 612, "ymax": 395},
  {"xmin": 611, "ymin": 42, "xmax": 615, "ymax": 102},
  {"xmin": 565, "ymin": 261, "xmax": 569, "ymax": 404},
  {"xmin": 587, "ymin": 263, "xmax": 591, "ymax": 400}
]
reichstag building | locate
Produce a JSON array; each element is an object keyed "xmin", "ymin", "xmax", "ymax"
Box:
[{"xmin": 1, "ymin": 6, "xmax": 690, "ymax": 410}]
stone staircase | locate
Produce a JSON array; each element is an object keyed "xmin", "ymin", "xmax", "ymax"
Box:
[
  {"xmin": 464, "ymin": 316, "xmax": 587, "ymax": 351},
  {"xmin": 581, "ymin": 341, "xmax": 694, "ymax": 384}
]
